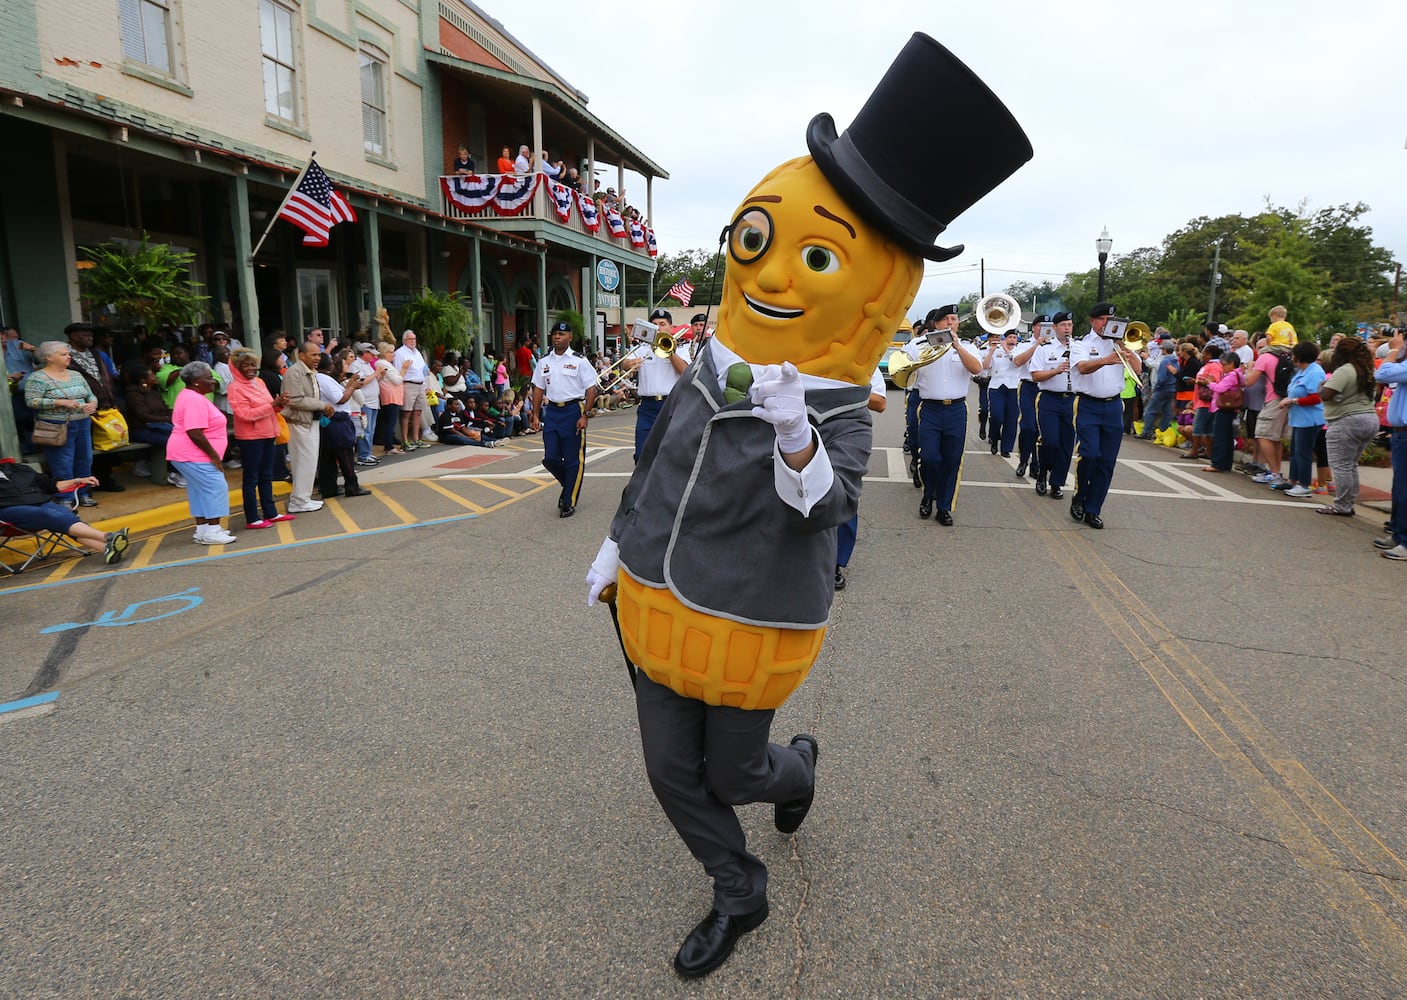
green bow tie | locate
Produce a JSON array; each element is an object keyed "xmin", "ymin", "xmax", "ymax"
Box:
[{"xmin": 723, "ymin": 362, "xmax": 753, "ymax": 404}]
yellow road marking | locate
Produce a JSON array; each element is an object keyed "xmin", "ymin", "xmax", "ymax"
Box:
[
  {"xmin": 277, "ymin": 520, "xmax": 295, "ymax": 545},
  {"xmin": 371, "ymin": 490, "xmax": 417, "ymax": 525},
  {"xmin": 470, "ymin": 476, "xmax": 545, "ymax": 499},
  {"xmin": 323, "ymin": 497, "xmax": 361, "ymax": 535},
  {"xmin": 420, "ymin": 480, "xmax": 486, "ymax": 513},
  {"xmin": 42, "ymin": 554, "xmax": 84, "ymax": 582},
  {"xmin": 129, "ymin": 535, "xmax": 165, "ymax": 570},
  {"xmin": 1019, "ymin": 501, "xmax": 1407, "ymax": 984}
]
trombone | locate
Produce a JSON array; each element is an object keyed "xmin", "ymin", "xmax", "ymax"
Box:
[{"xmin": 1104, "ymin": 318, "xmax": 1149, "ymax": 381}]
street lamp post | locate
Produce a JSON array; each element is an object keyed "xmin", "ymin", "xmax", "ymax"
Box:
[{"xmin": 1095, "ymin": 226, "xmax": 1113, "ymax": 301}]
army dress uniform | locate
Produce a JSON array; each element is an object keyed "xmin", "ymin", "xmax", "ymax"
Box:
[
  {"xmin": 1030, "ymin": 336, "xmax": 1076, "ymax": 497},
  {"xmin": 1069, "ymin": 330, "xmax": 1128, "ymax": 525},
  {"xmin": 984, "ymin": 339, "xmax": 1022, "ymax": 456},
  {"xmin": 632, "ymin": 339, "xmax": 693, "ymax": 460},
  {"xmin": 907, "ymin": 336, "xmax": 979, "ymax": 521},
  {"xmin": 531, "ymin": 347, "xmax": 598, "ymax": 515}
]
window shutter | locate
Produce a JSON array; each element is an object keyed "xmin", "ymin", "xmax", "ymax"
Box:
[{"xmin": 118, "ymin": 0, "xmax": 146, "ymax": 63}]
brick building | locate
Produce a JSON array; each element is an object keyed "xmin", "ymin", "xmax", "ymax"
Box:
[{"xmin": 0, "ymin": 0, "xmax": 665, "ymax": 366}]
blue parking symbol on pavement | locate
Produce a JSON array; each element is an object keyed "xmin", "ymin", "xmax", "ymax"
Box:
[{"xmin": 40, "ymin": 587, "xmax": 204, "ymax": 635}]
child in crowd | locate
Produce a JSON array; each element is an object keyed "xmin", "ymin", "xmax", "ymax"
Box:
[{"xmin": 435, "ymin": 397, "xmax": 499, "ymax": 447}]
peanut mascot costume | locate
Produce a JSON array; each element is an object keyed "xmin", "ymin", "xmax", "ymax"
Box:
[{"xmin": 585, "ymin": 33, "xmax": 1032, "ymax": 979}]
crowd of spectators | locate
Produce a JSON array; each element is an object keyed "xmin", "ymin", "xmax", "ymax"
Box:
[{"xmin": 449, "ymin": 142, "xmax": 644, "ymax": 223}]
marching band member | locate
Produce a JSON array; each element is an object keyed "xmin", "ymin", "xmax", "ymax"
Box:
[
  {"xmin": 835, "ymin": 364, "xmax": 888, "ymax": 590},
  {"xmin": 982, "ymin": 327, "xmax": 1022, "ymax": 456},
  {"xmin": 1012, "ymin": 314, "xmax": 1047, "ymax": 480},
  {"xmin": 974, "ymin": 333, "xmax": 992, "ymax": 440},
  {"xmin": 906, "ymin": 304, "xmax": 982, "ymax": 525},
  {"xmin": 905, "ymin": 316, "xmax": 925, "ymax": 488},
  {"xmin": 529, "ymin": 321, "xmax": 599, "ymax": 517},
  {"xmin": 1069, "ymin": 301, "xmax": 1141, "ymax": 529},
  {"xmin": 1029, "ymin": 311, "xmax": 1077, "ymax": 499},
  {"xmin": 622, "ymin": 307, "xmax": 693, "ymax": 461}
]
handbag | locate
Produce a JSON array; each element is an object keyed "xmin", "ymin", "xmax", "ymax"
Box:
[
  {"xmin": 1217, "ymin": 373, "xmax": 1245, "ymax": 410},
  {"xmin": 32, "ymin": 418, "xmax": 68, "ymax": 447},
  {"xmin": 275, "ymin": 412, "xmax": 290, "ymax": 446},
  {"xmin": 1196, "ymin": 384, "xmax": 1214, "ymax": 402},
  {"xmin": 90, "ymin": 408, "xmax": 130, "ymax": 451}
]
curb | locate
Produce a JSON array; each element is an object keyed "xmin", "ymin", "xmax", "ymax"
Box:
[{"xmin": 90, "ymin": 482, "xmax": 292, "ymax": 536}]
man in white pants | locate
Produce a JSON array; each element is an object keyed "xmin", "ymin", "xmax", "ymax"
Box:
[{"xmin": 282, "ymin": 340, "xmax": 334, "ymax": 513}]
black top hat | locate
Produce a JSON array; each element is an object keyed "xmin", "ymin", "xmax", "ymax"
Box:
[
  {"xmin": 1088, "ymin": 302, "xmax": 1116, "ymax": 319},
  {"xmin": 806, "ymin": 33, "xmax": 1032, "ymax": 263}
]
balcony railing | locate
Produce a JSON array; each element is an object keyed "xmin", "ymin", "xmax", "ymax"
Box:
[{"xmin": 438, "ymin": 173, "xmax": 655, "ymax": 259}]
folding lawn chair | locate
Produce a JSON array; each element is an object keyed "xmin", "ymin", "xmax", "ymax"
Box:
[{"xmin": 0, "ymin": 460, "xmax": 87, "ymax": 575}]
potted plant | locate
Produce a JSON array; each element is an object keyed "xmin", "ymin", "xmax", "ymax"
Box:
[
  {"xmin": 78, "ymin": 234, "xmax": 209, "ymax": 329},
  {"xmin": 395, "ymin": 288, "xmax": 476, "ymax": 360}
]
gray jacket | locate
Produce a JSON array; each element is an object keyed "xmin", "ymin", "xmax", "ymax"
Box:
[{"xmin": 610, "ymin": 345, "xmax": 872, "ymax": 628}]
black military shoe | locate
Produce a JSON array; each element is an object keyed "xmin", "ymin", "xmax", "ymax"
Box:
[
  {"xmin": 1034, "ymin": 477, "xmax": 1047, "ymax": 496},
  {"xmin": 1015, "ymin": 459, "xmax": 1027, "ymax": 477},
  {"xmin": 1085, "ymin": 514, "xmax": 1105, "ymax": 529},
  {"xmin": 1070, "ymin": 499, "xmax": 1085, "ymax": 522},
  {"xmin": 674, "ymin": 904, "xmax": 770, "ymax": 979},
  {"xmin": 935, "ymin": 510, "xmax": 954, "ymax": 526},
  {"xmin": 1049, "ymin": 485, "xmax": 1064, "ymax": 500},
  {"xmin": 919, "ymin": 498, "xmax": 933, "ymax": 519}
]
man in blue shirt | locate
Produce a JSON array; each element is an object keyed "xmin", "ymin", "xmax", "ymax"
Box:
[
  {"xmin": 1138, "ymin": 333, "xmax": 1179, "ymax": 439},
  {"xmin": 1374, "ymin": 329, "xmax": 1407, "ymax": 560}
]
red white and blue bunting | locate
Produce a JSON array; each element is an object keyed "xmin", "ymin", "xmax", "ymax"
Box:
[
  {"xmin": 576, "ymin": 190, "xmax": 600, "ymax": 232},
  {"xmin": 438, "ymin": 174, "xmax": 658, "ymax": 257},
  {"xmin": 604, "ymin": 207, "xmax": 628, "ymax": 239},
  {"xmin": 440, "ymin": 173, "xmax": 543, "ymax": 217}
]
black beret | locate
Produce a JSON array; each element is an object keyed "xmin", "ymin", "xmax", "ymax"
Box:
[
  {"xmin": 1052, "ymin": 311, "xmax": 1073, "ymax": 324},
  {"xmin": 1088, "ymin": 301, "xmax": 1116, "ymax": 319},
  {"xmin": 649, "ymin": 308, "xmax": 672, "ymax": 322},
  {"xmin": 1031, "ymin": 313, "xmax": 1051, "ymax": 324},
  {"xmin": 551, "ymin": 320, "xmax": 572, "ymax": 333},
  {"xmin": 691, "ymin": 313, "xmax": 707, "ymax": 324},
  {"xmin": 927, "ymin": 304, "xmax": 959, "ymax": 322}
]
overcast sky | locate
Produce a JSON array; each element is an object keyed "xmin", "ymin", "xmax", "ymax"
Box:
[{"xmin": 495, "ymin": 0, "xmax": 1404, "ymax": 319}]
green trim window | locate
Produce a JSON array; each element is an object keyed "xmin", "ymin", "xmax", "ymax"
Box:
[
  {"xmin": 118, "ymin": 0, "xmax": 174, "ymax": 75},
  {"xmin": 260, "ymin": 0, "xmax": 299, "ymax": 124},
  {"xmin": 359, "ymin": 46, "xmax": 388, "ymax": 158}
]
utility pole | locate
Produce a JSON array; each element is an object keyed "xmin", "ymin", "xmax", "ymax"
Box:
[
  {"xmin": 980, "ymin": 257, "xmax": 985, "ymax": 298},
  {"xmin": 1393, "ymin": 263, "xmax": 1401, "ymax": 327},
  {"xmin": 1207, "ymin": 239, "xmax": 1222, "ymax": 320}
]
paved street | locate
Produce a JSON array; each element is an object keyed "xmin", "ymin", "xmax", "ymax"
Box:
[{"xmin": 3, "ymin": 392, "xmax": 1405, "ymax": 998}]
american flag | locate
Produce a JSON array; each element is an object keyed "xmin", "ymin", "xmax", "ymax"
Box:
[
  {"xmin": 277, "ymin": 159, "xmax": 357, "ymax": 246},
  {"xmin": 667, "ymin": 279, "xmax": 695, "ymax": 307}
]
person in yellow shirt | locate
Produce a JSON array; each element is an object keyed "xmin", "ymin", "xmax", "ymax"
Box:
[{"xmin": 1264, "ymin": 305, "xmax": 1297, "ymax": 348}]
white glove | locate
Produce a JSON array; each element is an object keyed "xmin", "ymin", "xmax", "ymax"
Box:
[
  {"xmin": 586, "ymin": 536, "xmax": 620, "ymax": 607},
  {"xmin": 750, "ymin": 362, "xmax": 812, "ymax": 453}
]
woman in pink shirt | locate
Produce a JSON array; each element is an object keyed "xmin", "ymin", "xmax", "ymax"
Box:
[
  {"xmin": 170, "ymin": 361, "xmax": 236, "ymax": 545},
  {"xmin": 229, "ymin": 348, "xmax": 295, "ymax": 530},
  {"xmin": 1185, "ymin": 344, "xmax": 1224, "ymax": 461}
]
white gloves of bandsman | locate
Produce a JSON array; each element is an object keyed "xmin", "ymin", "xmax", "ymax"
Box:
[
  {"xmin": 750, "ymin": 362, "xmax": 812, "ymax": 454},
  {"xmin": 585, "ymin": 536, "xmax": 620, "ymax": 607}
]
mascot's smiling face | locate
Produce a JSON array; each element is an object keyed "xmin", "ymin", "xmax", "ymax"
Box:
[{"xmin": 716, "ymin": 156, "xmax": 922, "ymax": 385}]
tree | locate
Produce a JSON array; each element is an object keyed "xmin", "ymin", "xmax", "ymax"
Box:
[
  {"xmin": 78, "ymin": 234, "xmax": 209, "ymax": 329},
  {"xmin": 1227, "ymin": 223, "xmax": 1334, "ymax": 339}
]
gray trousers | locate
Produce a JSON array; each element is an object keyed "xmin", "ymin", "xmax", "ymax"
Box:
[
  {"xmin": 634, "ymin": 673, "xmax": 813, "ymax": 915},
  {"xmin": 1326, "ymin": 412, "xmax": 1379, "ymax": 512}
]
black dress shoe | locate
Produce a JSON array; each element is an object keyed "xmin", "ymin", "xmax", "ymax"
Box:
[
  {"xmin": 978, "ymin": 424, "xmax": 987, "ymax": 441},
  {"xmin": 775, "ymin": 734, "xmax": 818, "ymax": 833},
  {"xmin": 344, "ymin": 488, "xmax": 372, "ymax": 497},
  {"xmin": 1000, "ymin": 451, "xmax": 1011, "ymax": 459},
  {"xmin": 989, "ymin": 441, "xmax": 998, "ymax": 455},
  {"xmin": 935, "ymin": 510, "xmax": 954, "ymax": 526},
  {"xmin": 910, "ymin": 460, "xmax": 922, "ymax": 489},
  {"xmin": 834, "ymin": 566, "xmax": 846, "ymax": 591},
  {"xmin": 559, "ymin": 506, "xmax": 575, "ymax": 518},
  {"xmin": 1015, "ymin": 460, "xmax": 1027, "ymax": 477},
  {"xmin": 919, "ymin": 498, "xmax": 933, "ymax": 519},
  {"xmin": 1049, "ymin": 485, "xmax": 1064, "ymax": 500},
  {"xmin": 1085, "ymin": 513, "xmax": 1104, "ymax": 529},
  {"xmin": 95, "ymin": 482, "xmax": 126, "ymax": 493},
  {"xmin": 1035, "ymin": 478, "xmax": 1047, "ymax": 496},
  {"xmin": 1070, "ymin": 499, "xmax": 1085, "ymax": 522},
  {"xmin": 674, "ymin": 904, "xmax": 770, "ymax": 979}
]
